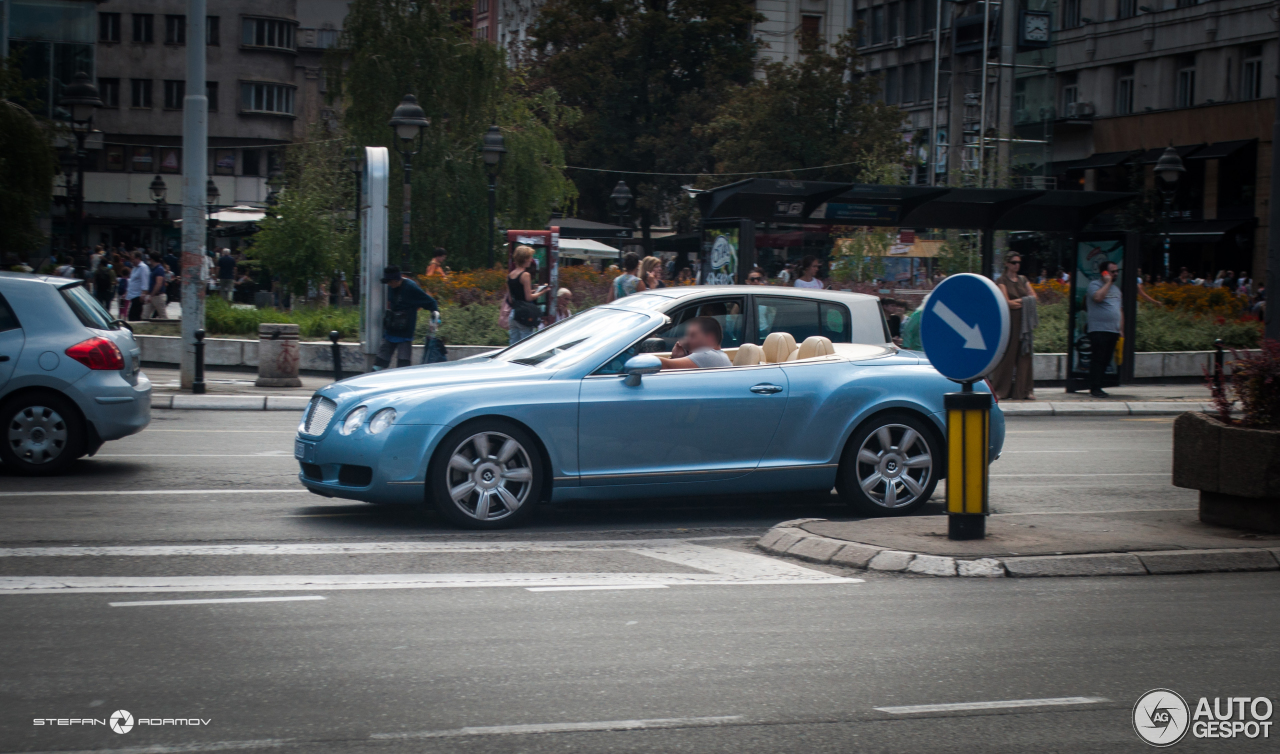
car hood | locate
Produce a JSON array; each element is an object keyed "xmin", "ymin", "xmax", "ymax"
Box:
[{"xmin": 319, "ymin": 357, "xmax": 549, "ymax": 405}]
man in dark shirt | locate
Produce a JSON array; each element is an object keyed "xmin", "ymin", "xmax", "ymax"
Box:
[
  {"xmin": 217, "ymin": 249, "xmax": 236, "ymax": 301},
  {"xmin": 373, "ymin": 265, "xmax": 439, "ymax": 370}
]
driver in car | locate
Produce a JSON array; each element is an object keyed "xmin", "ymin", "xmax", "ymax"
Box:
[{"xmin": 658, "ymin": 316, "xmax": 732, "ymax": 370}]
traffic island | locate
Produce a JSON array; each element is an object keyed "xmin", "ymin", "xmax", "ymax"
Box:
[{"xmin": 756, "ymin": 510, "xmax": 1280, "ymax": 578}]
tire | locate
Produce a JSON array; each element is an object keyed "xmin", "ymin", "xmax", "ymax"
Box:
[
  {"xmin": 428, "ymin": 419, "xmax": 543, "ymax": 529},
  {"xmin": 0, "ymin": 392, "xmax": 85, "ymax": 477},
  {"xmin": 836, "ymin": 412, "xmax": 940, "ymax": 517}
]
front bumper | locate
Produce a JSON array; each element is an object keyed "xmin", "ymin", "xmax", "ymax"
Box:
[{"xmin": 295, "ymin": 423, "xmax": 447, "ymax": 505}]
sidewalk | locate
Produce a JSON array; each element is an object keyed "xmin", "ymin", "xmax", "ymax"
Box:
[{"xmin": 757, "ymin": 511, "xmax": 1280, "ymax": 578}]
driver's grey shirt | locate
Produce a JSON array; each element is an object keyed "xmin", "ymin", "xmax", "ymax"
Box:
[{"xmin": 687, "ymin": 347, "xmax": 732, "ymax": 368}]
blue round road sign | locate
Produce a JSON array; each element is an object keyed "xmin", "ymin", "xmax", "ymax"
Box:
[{"xmin": 919, "ymin": 273, "xmax": 1010, "ymax": 383}]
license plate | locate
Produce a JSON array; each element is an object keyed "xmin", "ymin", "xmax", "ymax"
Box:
[{"xmin": 294, "ymin": 439, "xmax": 315, "ymax": 462}]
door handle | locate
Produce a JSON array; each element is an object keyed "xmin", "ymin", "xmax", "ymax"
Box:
[{"xmin": 750, "ymin": 383, "xmax": 783, "ymax": 394}]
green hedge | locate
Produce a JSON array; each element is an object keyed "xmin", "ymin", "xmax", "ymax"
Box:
[{"xmin": 1032, "ymin": 301, "xmax": 1261, "ymax": 353}]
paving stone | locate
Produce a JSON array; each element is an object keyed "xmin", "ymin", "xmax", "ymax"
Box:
[
  {"xmin": 756, "ymin": 528, "xmax": 790, "ymax": 551},
  {"xmin": 998, "ymin": 403, "xmax": 1053, "ymax": 416},
  {"xmin": 867, "ymin": 550, "xmax": 915, "ymax": 572},
  {"xmin": 830, "ymin": 543, "xmax": 882, "ymax": 569},
  {"xmin": 758, "ymin": 530, "xmax": 804, "ymax": 555},
  {"xmin": 1137, "ymin": 549, "xmax": 1279, "ymax": 574},
  {"xmin": 773, "ymin": 518, "xmax": 828, "ymax": 529},
  {"xmin": 1048, "ymin": 402, "xmax": 1130, "ymax": 416},
  {"xmin": 958, "ymin": 558, "xmax": 1006, "ymax": 578},
  {"xmin": 906, "ymin": 554, "xmax": 957, "ymax": 577},
  {"xmin": 1126, "ymin": 402, "xmax": 1199, "ymax": 416},
  {"xmin": 785, "ymin": 536, "xmax": 845, "ymax": 564},
  {"xmin": 1003, "ymin": 553, "xmax": 1148, "ymax": 577}
]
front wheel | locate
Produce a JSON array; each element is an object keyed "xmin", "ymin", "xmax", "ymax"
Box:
[
  {"xmin": 0, "ymin": 392, "xmax": 85, "ymax": 476},
  {"xmin": 837, "ymin": 412, "xmax": 939, "ymax": 517},
  {"xmin": 429, "ymin": 420, "xmax": 543, "ymax": 529}
]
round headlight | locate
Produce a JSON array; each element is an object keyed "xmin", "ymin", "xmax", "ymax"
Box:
[
  {"xmin": 368, "ymin": 408, "xmax": 397, "ymax": 435},
  {"xmin": 339, "ymin": 406, "xmax": 367, "ymax": 436}
]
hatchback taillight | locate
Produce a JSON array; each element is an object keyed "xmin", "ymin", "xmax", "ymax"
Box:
[{"xmin": 66, "ymin": 337, "xmax": 125, "ymax": 370}]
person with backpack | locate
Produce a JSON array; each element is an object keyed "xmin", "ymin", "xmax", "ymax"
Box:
[
  {"xmin": 93, "ymin": 261, "xmax": 117, "ymax": 310},
  {"xmin": 506, "ymin": 245, "xmax": 549, "ymax": 345},
  {"xmin": 373, "ymin": 265, "xmax": 438, "ymax": 371}
]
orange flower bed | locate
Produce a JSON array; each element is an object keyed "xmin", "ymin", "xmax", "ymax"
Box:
[{"xmin": 1146, "ymin": 282, "xmax": 1250, "ymax": 318}]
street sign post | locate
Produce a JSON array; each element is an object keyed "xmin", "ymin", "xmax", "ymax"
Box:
[{"xmin": 920, "ymin": 273, "xmax": 1010, "ymax": 540}]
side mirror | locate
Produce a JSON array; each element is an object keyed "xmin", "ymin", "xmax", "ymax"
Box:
[{"xmin": 623, "ymin": 354, "xmax": 661, "ymax": 386}]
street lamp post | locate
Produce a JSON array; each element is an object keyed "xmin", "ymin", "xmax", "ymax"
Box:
[
  {"xmin": 265, "ymin": 169, "xmax": 284, "ymax": 208},
  {"xmin": 388, "ymin": 94, "xmax": 430, "ymax": 271},
  {"xmin": 205, "ymin": 178, "xmax": 220, "ymax": 257},
  {"xmin": 609, "ymin": 180, "xmax": 634, "ymax": 248},
  {"xmin": 149, "ymin": 175, "xmax": 168, "ymax": 252},
  {"xmin": 57, "ymin": 71, "xmax": 102, "ymax": 257},
  {"xmin": 1155, "ymin": 146, "xmax": 1185, "ymax": 282},
  {"xmin": 480, "ymin": 125, "xmax": 507, "ymax": 268}
]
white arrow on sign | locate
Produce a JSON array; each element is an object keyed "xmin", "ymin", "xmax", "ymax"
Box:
[{"xmin": 932, "ymin": 300, "xmax": 987, "ymax": 350}]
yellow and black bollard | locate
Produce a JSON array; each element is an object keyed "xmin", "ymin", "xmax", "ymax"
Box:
[{"xmin": 945, "ymin": 383, "xmax": 990, "ymax": 540}]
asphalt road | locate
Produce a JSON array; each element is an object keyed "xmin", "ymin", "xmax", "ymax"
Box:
[{"xmin": 3, "ymin": 410, "xmax": 1272, "ymax": 754}]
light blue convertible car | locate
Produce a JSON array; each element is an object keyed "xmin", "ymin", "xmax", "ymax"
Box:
[{"xmin": 295, "ymin": 286, "xmax": 1004, "ymax": 528}]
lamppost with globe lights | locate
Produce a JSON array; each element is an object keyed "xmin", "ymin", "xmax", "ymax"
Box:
[
  {"xmin": 206, "ymin": 178, "xmax": 220, "ymax": 256},
  {"xmin": 57, "ymin": 71, "xmax": 102, "ymax": 255},
  {"xmin": 389, "ymin": 94, "xmax": 430, "ymax": 270},
  {"xmin": 481, "ymin": 125, "xmax": 507, "ymax": 268},
  {"xmin": 265, "ymin": 169, "xmax": 284, "ymax": 208},
  {"xmin": 1155, "ymin": 146, "xmax": 1186, "ymax": 282},
  {"xmin": 149, "ymin": 175, "xmax": 168, "ymax": 252}
]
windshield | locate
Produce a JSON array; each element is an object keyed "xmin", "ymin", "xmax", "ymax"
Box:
[
  {"xmin": 60, "ymin": 283, "xmax": 120, "ymax": 330},
  {"xmin": 606, "ymin": 292, "xmax": 684, "ymax": 311},
  {"xmin": 494, "ymin": 308, "xmax": 648, "ymax": 370}
]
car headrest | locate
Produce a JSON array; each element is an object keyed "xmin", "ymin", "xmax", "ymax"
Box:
[
  {"xmin": 796, "ymin": 336, "xmax": 835, "ymax": 360},
  {"xmin": 761, "ymin": 332, "xmax": 797, "ymax": 363},
  {"xmin": 733, "ymin": 343, "xmax": 764, "ymax": 366}
]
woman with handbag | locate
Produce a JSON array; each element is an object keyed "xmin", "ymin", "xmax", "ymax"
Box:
[
  {"xmin": 506, "ymin": 246, "xmax": 549, "ymax": 345},
  {"xmin": 373, "ymin": 265, "xmax": 439, "ymax": 370}
]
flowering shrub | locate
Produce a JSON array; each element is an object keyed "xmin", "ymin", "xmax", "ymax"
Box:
[
  {"xmin": 1031, "ymin": 279, "xmax": 1068, "ymax": 306},
  {"xmin": 1146, "ymin": 282, "xmax": 1250, "ymax": 318},
  {"xmin": 1209, "ymin": 339, "xmax": 1280, "ymax": 429}
]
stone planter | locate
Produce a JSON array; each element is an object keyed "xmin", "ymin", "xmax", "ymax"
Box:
[{"xmin": 1173, "ymin": 412, "xmax": 1280, "ymax": 533}]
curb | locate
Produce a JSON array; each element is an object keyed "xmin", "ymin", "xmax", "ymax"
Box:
[
  {"xmin": 150, "ymin": 395, "xmax": 311, "ymax": 411},
  {"xmin": 756, "ymin": 521, "xmax": 1280, "ymax": 578},
  {"xmin": 1000, "ymin": 401, "xmax": 1210, "ymax": 416}
]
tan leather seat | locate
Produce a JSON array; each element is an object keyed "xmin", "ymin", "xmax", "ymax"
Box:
[
  {"xmin": 733, "ymin": 343, "xmax": 764, "ymax": 366},
  {"xmin": 796, "ymin": 336, "xmax": 835, "ymax": 360},
  {"xmin": 761, "ymin": 332, "xmax": 798, "ymax": 363}
]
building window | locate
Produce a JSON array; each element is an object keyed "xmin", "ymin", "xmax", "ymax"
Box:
[
  {"xmin": 888, "ymin": 2, "xmax": 901, "ymax": 40},
  {"xmin": 132, "ymin": 14, "xmax": 153, "ymax": 44},
  {"xmin": 478, "ymin": 0, "xmax": 490, "ymax": 13},
  {"xmin": 165, "ymin": 15, "xmax": 185, "ymax": 45},
  {"xmin": 98, "ymin": 78, "xmax": 120, "ymax": 107},
  {"xmin": 316, "ymin": 28, "xmax": 340, "ymax": 48},
  {"xmin": 130, "ymin": 78, "xmax": 152, "ymax": 108},
  {"xmin": 99, "ymin": 13, "xmax": 121, "ymax": 43},
  {"xmin": 919, "ymin": 61, "xmax": 934, "ymax": 102},
  {"xmin": 923, "ymin": 0, "xmax": 936, "ymax": 32},
  {"xmin": 1061, "ymin": 80, "xmax": 1078, "ymax": 115},
  {"xmin": 242, "ymin": 18, "xmax": 295, "ymax": 50},
  {"xmin": 872, "ymin": 5, "xmax": 886, "ymax": 44},
  {"xmin": 243, "ymin": 149, "xmax": 261, "ymax": 177},
  {"xmin": 1176, "ymin": 56, "xmax": 1196, "ymax": 108},
  {"xmin": 905, "ymin": 0, "xmax": 920, "ymax": 37},
  {"xmin": 1242, "ymin": 47, "xmax": 1262, "ymax": 101},
  {"xmin": 208, "ymin": 16, "xmax": 220, "ymax": 46},
  {"xmin": 902, "ymin": 64, "xmax": 917, "ymax": 103},
  {"xmin": 884, "ymin": 67, "xmax": 900, "ymax": 104},
  {"xmin": 1062, "ymin": 0, "xmax": 1081, "ymax": 29},
  {"xmin": 856, "ymin": 9, "xmax": 868, "ymax": 47},
  {"xmin": 240, "ymin": 82, "xmax": 296, "ymax": 114},
  {"xmin": 1118, "ymin": 0, "xmax": 1137, "ymax": 19},
  {"xmin": 131, "ymin": 147, "xmax": 154, "ymax": 172},
  {"xmin": 163, "ymin": 80, "xmax": 185, "ymax": 109},
  {"xmin": 208, "ymin": 81, "xmax": 219, "ymax": 111},
  {"xmin": 800, "ymin": 14, "xmax": 822, "ymax": 42},
  {"xmin": 1115, "ymin": 68, "xmax": 1134, "ymax": 115}
]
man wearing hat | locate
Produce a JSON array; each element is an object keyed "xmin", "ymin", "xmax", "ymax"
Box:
[{"xmin": 374, "ymin": 265, "xmax": 439, "ymax": 370}]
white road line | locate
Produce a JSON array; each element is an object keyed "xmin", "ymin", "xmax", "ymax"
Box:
[
  {"xmin": 109, "ymin": 595, "xmax": 327, "ymax": 607},
  {"xmin": 875, "ymin": 696, "xmax": 1109, "ymax": 714},
  {"xmin": 998, "ymin": 450, "xmax": 1088, "ymax": 453},
  {"xmin": 371, "ymin": 715, "xmax": 744, "ymax": 740},
  {"xmin": 993, "ymin": 508, "xmax": 1195, "ymax": 516},
  {"xmin": 527, "ymin": 584, "xmax": 669, "ymax": 592},
  {"xmin": 0, "ymin": 489, "xmax": 307, "ymax": 498},
  {"xmin": 0, "ymin": 538, "xmax": 741, "ymax": 558}
]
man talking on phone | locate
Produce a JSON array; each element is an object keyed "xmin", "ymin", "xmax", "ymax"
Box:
[
  {"xmin": 1085, "ymin": 260, "xmax": 1123, "ymax": 398},
  {"xmin": 658, "ymin": 317, "xmax": 731, "ymax": 370}
]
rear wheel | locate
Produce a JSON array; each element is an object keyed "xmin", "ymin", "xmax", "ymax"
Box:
[
  {"xmin": 837, "ymin": 412, "xmax": 939, "ymax": 517},
  {"xmin": 429, "ymin": 420, "xmax": 543, "ymax": 529},
  {"xmin": 1, "ymin": 392, "xmax": 85, "ymax": 476}
]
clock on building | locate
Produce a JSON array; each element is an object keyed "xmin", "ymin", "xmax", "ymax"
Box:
[{"xmin": 1020, "ymin": 11, "xmax": 1052, "ymax": 49}]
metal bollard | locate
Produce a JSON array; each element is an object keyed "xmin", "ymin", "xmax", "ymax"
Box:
[
  {"xmin": 1213, "ymin": 338, "xmax": 1225, "ymax": 392},
  {"xmin": 945, "ymin": 381, "xmax": 991, "ymax": 540},
  {"xmin": 330, "ymin": 330, "xmax": 343, "ymax": 383},
  {"xmin": 192, "ymin": 328, "xmax": 207, "ymax": 395}
]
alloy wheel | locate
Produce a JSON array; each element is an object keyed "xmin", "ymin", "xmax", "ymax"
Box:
[
  {"xmin": 445, "ymin": 431, "xmax": 534, "ymax": 521},
  {"xmin": 854, "ymin": 423, "xmax": 933, "ymax": 509},
  {"xmin": 8, "ymin": 406, "xmax": 69, "ymax": 466}
]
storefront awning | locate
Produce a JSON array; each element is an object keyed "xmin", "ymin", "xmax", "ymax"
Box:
[
  {"xmin": 1067, "ymin": 151, "xmax": 1139, "ymax": 171},
  {"xmin": 1163, "ymin": 218, "xmax": 1255, "ymax": 243},
  {"xmin": 557, "ymin": 238, "xmax": 621, "ymax": 260},
  {"xmin": 1137, "ymin": 144, "xmax": 1205, "ymax": 164},
  {"xmin": 1186, "ymin": 139, "xmax": 1256, "ymax": 161},
  {"xmin": 991, "ymin": 191, "xmax": 1137, "ymax": 232},
  {"xmin": 697, "ymin": 179, "xmax": 855, "ymax": 223},
  {"xmin": 550, "ymin": 217, "xmax": 632, "ymax": 240}
]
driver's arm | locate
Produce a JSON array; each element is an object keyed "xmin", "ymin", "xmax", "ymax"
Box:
[{"xmin": 657, "ymin": 356, "xmax": 697, "ymax": 370}]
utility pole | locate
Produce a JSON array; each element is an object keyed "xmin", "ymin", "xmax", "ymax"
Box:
[
  {"xmin": 995, "ymin": 0, "xmax": 1017, "ymax": 190},
  {"xmin": 1266, "ymin": 59, "xmax": 1280, "ymax": 342},
  {"xmin": 180, "ymin": 0, "xmax": 207, "ymax": 390}
]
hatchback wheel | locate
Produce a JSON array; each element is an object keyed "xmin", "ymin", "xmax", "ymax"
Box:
[
  {"xmin": 429, "ymin": 420, "xmax": 543, "ymax": 529},
  {"xmin": 837, "ymin": 412, "xmax": 939, "ymax": 516},
  {"xmin": 1, "ymin": 393, "xmax": 84, "ymax": 476}
]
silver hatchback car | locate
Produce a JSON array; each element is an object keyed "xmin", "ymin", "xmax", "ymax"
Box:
[{"xmin": 0, "ymin": 272, "xmax": 151, "ymax": 475}]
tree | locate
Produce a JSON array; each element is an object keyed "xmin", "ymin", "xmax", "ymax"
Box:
[
  {"xmin": 529, "ymin": 0, "xmax": 762, "ymax": 247},
  {"xmin": 247, "ymin": 133, "xmax": 355, "ymax": 300},
  {"xmin": 0, "ymin": 61, "xmax": 57, "ymax": 256},
  {"xmin": 329, "ymin": 0, "xmax": 576, "ymax": 269},
  {"xmin": 699, "ymin": 31, "xmax": 907, "ymax": 183}
]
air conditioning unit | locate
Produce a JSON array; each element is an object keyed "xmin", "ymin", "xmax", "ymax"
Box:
[
  {"xmin": 894, "ymin": 36, "xmax": 905, "ymax": 48},
  {"xmin": 1065, "ymin": 101, "xmax": 1096, "ymax": 118}
]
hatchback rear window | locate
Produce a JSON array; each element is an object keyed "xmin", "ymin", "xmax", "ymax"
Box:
[{"xmin": 60, "ymin": 283, "xmax": 119, "ymax": 330}]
